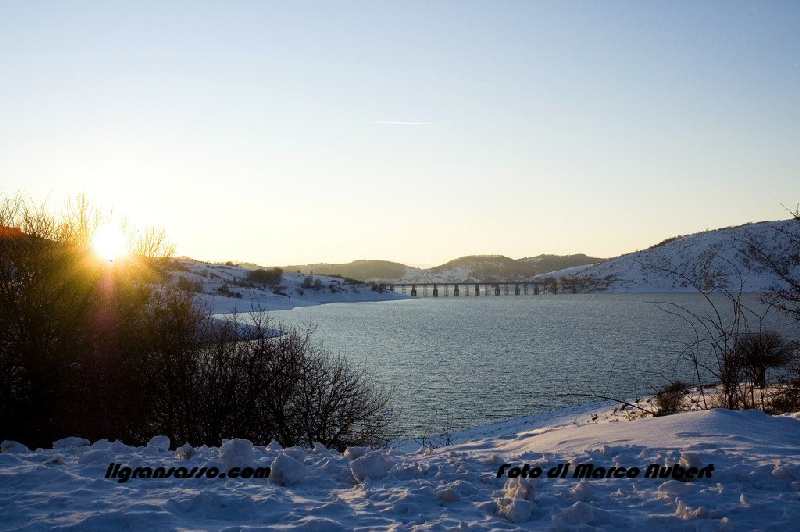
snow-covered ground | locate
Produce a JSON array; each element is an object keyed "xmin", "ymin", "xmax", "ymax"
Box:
[
  {"xmin": 541, "ymin": 219, "xmax": 800, "ymax": 293},
  {"xmin": 3, "ymin": 401, "xmax": 799, "ymax": 530},
  {"xmin": 169, "ymin": 259, "xmax": 406, "ymax": 314}
]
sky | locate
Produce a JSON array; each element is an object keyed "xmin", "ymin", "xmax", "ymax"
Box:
[{"xmin": 1, "ymin": 1, "xmax": 798, "ymax": 267}]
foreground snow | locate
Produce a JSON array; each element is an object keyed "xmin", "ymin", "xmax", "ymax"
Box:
[{"xmin": 3, "ymin": 404, "xmax": 800, "ymax": 530}]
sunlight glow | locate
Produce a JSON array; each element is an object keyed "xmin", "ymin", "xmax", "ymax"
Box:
[{"xmin": 91, "ymin": 224, "xmax": 128, "ymax": 262}]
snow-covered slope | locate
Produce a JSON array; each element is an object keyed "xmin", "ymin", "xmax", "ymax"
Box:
[
  {"xmin": 393, "ymin": 263, "xmax": 474, "ymax": 283},
  {"xmin": 391, "ymin": 255, "xmax": 603, "ymax": 283},
  {"xmin": 285, "ymin": 255, "xmax": 602, "ymax": 283},
  {"xmin": 2, "ymin": 403, "xmax": 799, "ymax": 530},
  {"xmin": 541, "ymin": 219, "xmax": 800, "ymax": 293},
  {"xmin": 168, "ymin": 259, "xmax": 406, "ymax": 314}
]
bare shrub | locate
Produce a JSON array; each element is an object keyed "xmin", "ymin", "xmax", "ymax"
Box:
[
  {"xmin": 654, "ymin": 381, "xmax": 689, "ymax": 416},
  {"xmin": 0, "ymin": 194, "xmax": 392, "ymax": 450},
  {"xmin": 141, "ymin": 307, "xmax": 392, "ymax": 449},
  {"xmin": 643, "ymin": 245, "xmax": 775, "ymax": 411},
  {"xmin": 767, "ymin": 346, "xmax": 800, "ymax": 414},
  {"xmin": 745, "ymin": 209, "xmax": 800, "ymax": 323},
  {"xmin": 770, "ymin": 380, "xmax": 800, "ymax": 414},
  {"xmin": 247, "ymin": 267, "xmax": 283, "ymax": 286},
  {"xmin": 735, "ymin": 331, "xmax": 794, "ymax": 388},
  {"xmin": 176, "ymin": 276, "xmax": 203, "ymax": 292}
]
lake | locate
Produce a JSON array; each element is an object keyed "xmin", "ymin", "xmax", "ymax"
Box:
[{"xmin": 255, "ymin": 294, "xmax": 799, "ymax": 438}]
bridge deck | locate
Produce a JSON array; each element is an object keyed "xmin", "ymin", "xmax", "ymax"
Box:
[{"xmin": 385, "ymin": 281, "xmax": 546, "ymax": 286}]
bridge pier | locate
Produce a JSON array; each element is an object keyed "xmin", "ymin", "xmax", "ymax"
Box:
[{"xmin": 399, "ymin": 281, "xmax": 557, "ymax": 298}]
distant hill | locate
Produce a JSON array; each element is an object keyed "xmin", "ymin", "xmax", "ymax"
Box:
[
  {"xmin": 423, "ymin": 254, "xmax": 604, "ymax": 282},
  {"xmin": 520, "ymin": 254, "xmax": 604, "ymax": 274},
  {"xmin": 283, "ymin": 260, "xmax": 410, "ymax": 281},
  {"xmin": 540, "ymin": 219, "xmax": 800, "ymax": 292},
  {"xmin": 284, "ymin": 254, "xmax": 602, "ymax": 283},
  {"xmin": 209, "ymin": 220, "xmax": 799, "ymax": 291}
]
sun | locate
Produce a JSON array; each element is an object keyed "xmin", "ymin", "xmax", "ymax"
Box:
[{"xmin": 91, "ymin": 224, "xmax": 128, "ymax": 262}]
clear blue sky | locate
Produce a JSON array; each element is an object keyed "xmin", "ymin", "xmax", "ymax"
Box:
[{"xmin": 1, "ymin": 1, "xmax": 798, "ymax": 266}]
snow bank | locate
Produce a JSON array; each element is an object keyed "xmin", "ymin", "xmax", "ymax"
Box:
[
  {"xmin": 147, "ymin": 435, "xmax": 170, "ymax": 451},
  {"xmin": 220, "ymin": 438, "xmax": 254, "ymax": 469},
  {"xmin": 343, "ymin": 445, "xmax": 368, "ymax": 460},
  {"xmin": 2, "ymin": 405, "xmax": 800, "ymax": 530},
  {"xmin": 496, "ymin": 477, "xmax": 536, "ymax": 523},
  {"xmin": 175, "ymin": 443, "xmax": 194, "ymax": 461},
  {"xmin": 0, "ymin": 440, "xmax": 29, "ymax": 454},
  {"xmin": 270, "ymin": 452, "xmax": 305, "ymax": 486},
  {"xmin": 349, "ymin": 450, "xmax": 394, "ymax": 482},
  {"xmin": 52, "ymin": 437, "xmax": 90, "ymax": 450}
]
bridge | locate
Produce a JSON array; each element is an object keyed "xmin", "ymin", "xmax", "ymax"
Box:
[{"xmin": 375, "ymin": 280, "xmax": 575, "ymax": 297}]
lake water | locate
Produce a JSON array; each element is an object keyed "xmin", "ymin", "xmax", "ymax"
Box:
[{"xmin": 260, "ymin": 294, "xmax": 799, "ymax": 438}]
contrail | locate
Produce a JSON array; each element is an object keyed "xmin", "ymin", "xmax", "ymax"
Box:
[{"xmin": 374, "ymin": 120, "xmax": 432, "ymax": 126}]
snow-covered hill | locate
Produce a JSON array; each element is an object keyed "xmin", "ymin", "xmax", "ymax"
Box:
[
  {"xmin": 385, "ymin": 254, "xmax": 601, "ymax": 283},
  {"xmin": 3, "ymin": 401, "xmax": 799, "ymax": 530},
  {"xmin": 541, "ymin": 219, "xmax": 800, "ymax": 293},
  {"xmin": 167, "ymin": 259, "xmax": 405, "ymax": 314},
  {"xmin": 170, "ymin": 219, "xmax": 799, "ymax": 303},
  {"xmin": 285, "ymin": 255, "xmax": 602, "ymax": 283}
]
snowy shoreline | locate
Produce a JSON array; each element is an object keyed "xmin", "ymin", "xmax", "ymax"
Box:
[
  {"xmin": 200, "ymin": 288, "xmax": 407, "ymax": 316},
  {"xmin": 3, "ymin": 399, "xmax": 799, "ymax": 530},
  {"xmin": 171, "ymin": 258, "xmax": 408, "ymax": 315}
]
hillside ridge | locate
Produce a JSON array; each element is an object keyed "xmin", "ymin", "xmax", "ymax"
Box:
[{"xmin": 540, "ymin": 218, "xmax": 799, "ymax": 293}]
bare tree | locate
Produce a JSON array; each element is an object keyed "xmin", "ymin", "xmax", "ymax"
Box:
[
  {"xmin": 744, "ymin": 207, "xmax": 800, "ymax": 322},
  {"xmin": 1, "ymin": 194, "xmax": 393, "ymax": 448},
  {"xmin": 641, "ymin": 244, "xmax": 787, "ymax": 411},
  {"xmin": 132, "ymin": 226, "xmax": 175, "ymax": 260}
]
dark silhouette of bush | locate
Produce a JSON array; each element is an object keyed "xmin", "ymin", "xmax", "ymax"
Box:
[
  {"xmin": 0, "ymin": 196, "xmax": 391, "ymax": 450},
  {"xmin": 770, "ymin": 371, "xmax": 800, "ymax": 414},
  {"xmin": 216, "ymin": 284, "xmax": 242, "ymax": 298},
  {"xmin": 654, "ymin": 381, "xmax": 688, "ymax": 416},
  {"xmin": 734, "ymin": 331, "xmax": 794, "ymax": 389},
  {"xmin": 134, "ymin": 301, "xmax": 391, "ymax": 449},
  {"xmin": 176, "ymin": 276, "xmax": 203, "ymax": 292},
  {"xmin": 247, "ymin": 267, "xmax": 283, "ymax": 286},
  {"xmin": 0, "ymin": 195, "xmax": 171, "ymax": 446}
]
